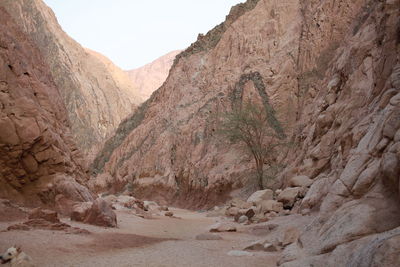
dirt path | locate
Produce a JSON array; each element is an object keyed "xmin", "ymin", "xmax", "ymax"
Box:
[{"xmin": 0, "ymin": 208, "xmax": 278, "ymax": 266}]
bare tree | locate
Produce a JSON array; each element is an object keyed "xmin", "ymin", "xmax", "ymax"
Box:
[{"xmin": 217, "ymin": 101, "xmax": 281, "ymax": 189}]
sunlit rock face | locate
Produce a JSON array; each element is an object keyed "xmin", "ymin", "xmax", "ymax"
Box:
[
  {"xmin": 0, "ymin": 0, "xmax": 143, "ymax": 155},
  {"xmin": 126, "ymin": 50, "xmax": 182, "ymax": 101},
  {"xmin": 0, "ymin": 7, "xmax": 91, "ymax": 206}
]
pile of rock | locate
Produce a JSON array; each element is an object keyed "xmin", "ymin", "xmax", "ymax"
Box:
[{"xmin": 224, "ymin": 175, "xmax": 314, "ymax": 224}]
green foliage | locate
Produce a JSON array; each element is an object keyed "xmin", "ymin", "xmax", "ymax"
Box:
[{"xmin": 217, "ymin": 101, "xmax": 283, "ymax": 189}]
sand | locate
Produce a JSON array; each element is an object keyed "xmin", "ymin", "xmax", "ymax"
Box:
[{"xmin": 0, "ymin": 208, "xmax": 278, "ymax": 266}]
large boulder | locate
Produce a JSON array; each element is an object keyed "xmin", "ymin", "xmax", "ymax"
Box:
[
  {"xmin": 277, "ymin": 187, "xmax": 301, "ymax": 208},
  {"xmin": 71, "ymin": 199, "xmax": 117, "ymax": 227},
  {"xmin": 247, "ymin": 189, "xmax": 274, "ymax": 204}
]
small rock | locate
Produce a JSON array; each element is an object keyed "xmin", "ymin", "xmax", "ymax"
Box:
[
  {"xmin": 209, "ymin": 222, "xmax": 237, "ymax": 232},
  {"xmin": 164, "ymin": 211, "xmax": 174, "ymax": 217},
  {"xmin": 227, "ymin": 250, "xmax": 253, "ymax": 257},
  {"xmin": 195, "ymin": 233, "xmax": 223, "ymax": 240},
  {"xmin": 237, "ymin": 215, "xmax": 248, "ymax": 224},
  {"xmin": 160, "ymin": 206, "xmax": 169, "ymax": 211}
]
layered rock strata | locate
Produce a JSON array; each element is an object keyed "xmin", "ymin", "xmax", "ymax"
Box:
[{"xmin": 0, "ymin": 7, "xmax": 91, "ymax": 207}]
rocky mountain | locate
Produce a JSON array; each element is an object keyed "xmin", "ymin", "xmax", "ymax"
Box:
[
  {"xmin": 91, "ymin": 0, "xmax": 400, "ymax": 264},
  {"xmin": 126, "ymin": 50, "xmax": 182, "ymax": 100},
  {"xmin": 0, "ymin": 7, "xmax": 92, "ymax": 208},
  {"xmin": 0, "ymin": 0, "xmax": 143, "ymax": 155}
]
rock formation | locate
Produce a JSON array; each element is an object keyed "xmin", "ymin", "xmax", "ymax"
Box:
[
  {"xmin": 0, "ymin": 7, "xmax": 91, "ymax": 207},
  {"xmin": 92, "ymin": 0, "xmax": 400, "ymax": 264},
  {"xmin": 0, "ymin": 0, "xmax": 143, "ymax": 155},
  {"xmin": 126, "ymin": 50, "xmax": 182, "ymax": 100}
]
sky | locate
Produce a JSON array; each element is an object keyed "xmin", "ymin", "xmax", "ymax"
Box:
[{"xmin": 43, "ymin": 0, "xmax": 244, "ymax": 70}]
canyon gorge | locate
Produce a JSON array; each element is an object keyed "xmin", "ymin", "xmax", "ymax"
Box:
[{"xmin": 0, "ymin": 0, "xmax": 399, "ymax": 266}]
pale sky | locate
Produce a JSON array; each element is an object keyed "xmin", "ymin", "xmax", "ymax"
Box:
[{"xmin": 43, "ymin": 0, "xmax": 244, "ymax": 70}]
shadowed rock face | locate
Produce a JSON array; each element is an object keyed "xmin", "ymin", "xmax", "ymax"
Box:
[
  {"xmin": 0, "ymin": 7, "xmax": 89, "ymax": 206},
  {"xmin": 92, "ymin": 1, "xmax": 400, "ymax": 263},
  {"xmin": 126, "ymin": 50, "xmax": 182, "ymax": 101},
  {"xmin": 0, "ymin": 0, "xmax": 143, "ymax": 155}
]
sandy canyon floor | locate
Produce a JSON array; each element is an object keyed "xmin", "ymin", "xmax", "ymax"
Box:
[{"xmin": 0, "ymin": 208, "xmax": 279, "ymax": 267}]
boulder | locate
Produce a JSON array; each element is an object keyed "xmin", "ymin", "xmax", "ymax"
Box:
[
  {"xmin": 28, "ymin": 208, "xmax": 59, "ymax": 223},
  {"xmin": 195, "ymin": 233, "xmax": 223, "ymax": 240},
  {"xmin": 260, "ymin": 200, "xmax": 283, "ymax": 213},
  {"xmin": 277, "ymin": 187, "xmax": 301, "ymax": 208},
  {"xmin": 289, "ymin": 175, "xmax": 313, "ymax": 187},
  {"xmin": 247, "ymin": 189, "xmax": 273, "ymax": 204},
  {"xmin": 209, "ymin": 222, "xmax": 237, "ymax": 232},
  {"xmin": 71, "ymin": 199, "xmax": 117, "ymax": 227}
]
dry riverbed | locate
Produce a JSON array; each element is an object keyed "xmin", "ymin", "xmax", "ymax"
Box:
[{"xmin": 0, "ymin": 208, "xmax": 279, "ymax": 266}]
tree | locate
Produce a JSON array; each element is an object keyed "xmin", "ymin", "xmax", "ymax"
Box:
[{"xmin": 217, "ymin": 101, "xmax": 282, "ymax": 189}]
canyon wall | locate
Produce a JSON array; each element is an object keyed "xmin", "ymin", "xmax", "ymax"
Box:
[
  {"xmin": 92, "ymin": 0, "xmax": 400, "ymax": 264},
  {"xmin": 0, "ymin": 7, "xmax": 92, "ymax": 208},
  {"xmin": 0, "ymin": 0, "xmax": 143, "ymax": 155},
  {"xmin": 126, "ymin": 50, "xmax": 182, "ymax": 100}
]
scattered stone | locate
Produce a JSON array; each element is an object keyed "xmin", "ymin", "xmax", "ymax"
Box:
[
  {"xmin": 247, "ymin": 189, "xmax": 274, "ymax": 204},
  {"xmin": 227, "ymin": 250, "xmax": 253, "ymax": 257},
  {"xmin": 195, "ymin": 233, "xmax": 223, "ymax": 240}
]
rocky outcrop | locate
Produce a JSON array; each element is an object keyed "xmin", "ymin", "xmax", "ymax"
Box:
[
  {"xmin": 0, "ymin": 7, "xmax": 90, "ymax": 206},
  {"xmin": 71, "ymin": 198, "xmax": 117, "ymax": 227},
  {"xmin": 0, "ymin": 0, "xmax": 143, "ymax": 155},
  {"xmin": 126, "ymin": 50, "xmax": 182, "ymax": 100}
]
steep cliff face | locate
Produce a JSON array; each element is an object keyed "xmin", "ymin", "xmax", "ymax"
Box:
[
  {"xmin": 92, "ymin": 0, "xmax": 302, "ymax": 206},
  {"xmin": 0, "ymin": 0, "xmax": 143, "ymax": 154},
  {"xmin": 126, "ymin": 50, "xmax": 182, "ymax": 100},
  {"xmin": 93, "ymin": 0, "xmax": 399, "ymax": 216},
  {"xmin": 0, "ymin": 7, "xmax": 92, "ymax": 207}
]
